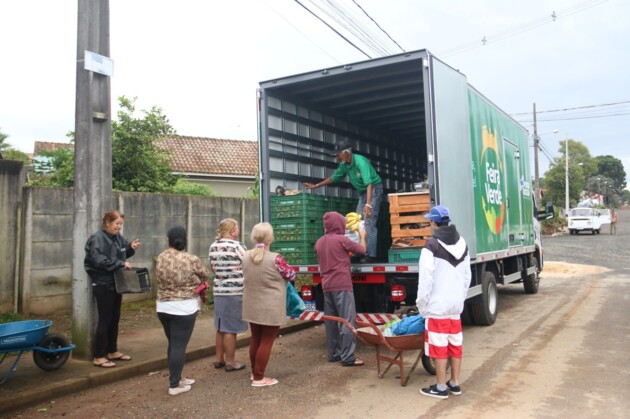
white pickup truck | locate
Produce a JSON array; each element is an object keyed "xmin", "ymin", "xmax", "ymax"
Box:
[{"xmin": 568, "ymin": 208, "xmax": 611, "ymax": 235}]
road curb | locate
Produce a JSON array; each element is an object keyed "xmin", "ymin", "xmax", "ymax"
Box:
[{"xmin": 0, "ymin": 320, "xmax": 317, "ymax": 415}]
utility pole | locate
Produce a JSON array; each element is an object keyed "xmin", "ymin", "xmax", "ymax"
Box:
[
  {"xmin": 565, "ymin": 138, "xmax": 569, "ymax": 217},
  {"xmin": 72, "ymin": 0, "xmax": 113, "ymax": 359},
  {"xmin": 532, "ymin": 103, "xmax": 540, "ymax": 200}
]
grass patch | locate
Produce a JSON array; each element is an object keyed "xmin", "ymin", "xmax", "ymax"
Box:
[
  {"xmin": 122, "ymin": 299, "xmax": 156, "ymax": 311},
  {"xmin": 0, "ymin": 312, "xmax": 24, "ymax": 324}
]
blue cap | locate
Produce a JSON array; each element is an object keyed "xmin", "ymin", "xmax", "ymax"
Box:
[{"xmin": 424, "ymin": 205, "xmax": 451, "ymax": 223}]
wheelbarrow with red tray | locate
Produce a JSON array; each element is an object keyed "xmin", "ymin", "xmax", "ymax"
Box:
[
  {"xmin": 321, "ymin": 315, "xmax": 436, "ymax": 386},
  {"xmin": 0, "ymin": 320, "xmax": 75, "ymax": 384}
]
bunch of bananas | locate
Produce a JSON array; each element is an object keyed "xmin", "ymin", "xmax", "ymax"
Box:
[{"xmin": 345, "ymin": 212, "xmax": 362, "ymax": 232}]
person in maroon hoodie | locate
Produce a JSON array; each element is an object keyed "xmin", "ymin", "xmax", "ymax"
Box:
[{"xmin": 315, "ymin": 211, "xmax": 367, "ymax": 366}]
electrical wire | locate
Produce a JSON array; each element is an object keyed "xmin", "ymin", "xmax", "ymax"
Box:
[
  {"xmin": 439, "ymin": 0, "xmax": 609, "ymax": 58},
  {"xmin": 293, "ymin": 0, "xmax": 373, "ymax": 59},
  {"xmin": 513, "ymin": 100, "xmax": 630, "ymax": 124},
  {"xmin": 262, "ymin": 0, "xmax": 343, "ymax": 64},
  {"xmin": 294, "ymin": 0, "xmax": 403, "ymax": 58},
  {"xmin": 351, "ymin": 0, "xmax": 405, "ymax": 53}
]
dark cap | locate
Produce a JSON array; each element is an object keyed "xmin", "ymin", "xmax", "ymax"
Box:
[{"xmin": 332, "ymin": 141, "xmax": 352, "ymax": 155}]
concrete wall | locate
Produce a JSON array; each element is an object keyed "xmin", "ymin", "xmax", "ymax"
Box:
[
  {"xmin": 0, "ymin": 160, "xmax": 25, "ymax": 312},
  {"xmin": 10, "ymin": 185, "xmax": 260, "ymax": 316}
]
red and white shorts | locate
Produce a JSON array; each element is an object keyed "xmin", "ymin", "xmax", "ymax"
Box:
[{"xmin": 424, "ymin": 316, "xmax": 463, "ymax": 359}]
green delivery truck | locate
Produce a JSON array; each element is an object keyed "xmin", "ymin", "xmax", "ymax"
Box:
[{"xmin": 257, "ymin": 49, "xmax": 552, "ymax": 326}]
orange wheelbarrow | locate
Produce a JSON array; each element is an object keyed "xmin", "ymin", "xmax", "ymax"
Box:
[{"xmin": 322, "ymin": 315, "xmax": 434, "ymax": 386}]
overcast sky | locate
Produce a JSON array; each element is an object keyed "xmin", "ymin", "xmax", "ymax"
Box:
[{"xmin": 1, "ymin": 0, "xmax": 628, "ymax": 183}]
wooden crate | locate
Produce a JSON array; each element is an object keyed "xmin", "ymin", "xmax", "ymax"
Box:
[
  {"xmin": 388, "ymin": 192, "xmax": 432, "ymax": 241},
  {"xmin": 389, "ymin": 192, "xmax": 431, "ymax": 213}
]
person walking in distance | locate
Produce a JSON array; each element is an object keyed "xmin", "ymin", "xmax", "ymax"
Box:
[
  {"xmin": 610, "ymin": 209, "xmax": 617, "ymax": 235},
  {"xmin": 416, "ymin": 205, "xmax": 471, "ymax": 400}
]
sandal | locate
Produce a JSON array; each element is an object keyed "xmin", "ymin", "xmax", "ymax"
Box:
[
  {"xmin": 225, "ymin": 363, "xmax": 246, "ymax": 372},
  {"xmin": 213, "ymin": 361, "xmax": 226, "ymax": 369},
  {"xmin": 108, "ymin": 353, "xmax": 132, "ymax": 361},
  {"xmin": 251, "ymin": 377, "xmax": 278, "ymax": 387},
  {"xmin": 93, "ymin": 360, "xmax": 116, "ymax": 368},
  {"xmin": 342, "ymin": 359, "xmax": 365, "ymax": 367}
]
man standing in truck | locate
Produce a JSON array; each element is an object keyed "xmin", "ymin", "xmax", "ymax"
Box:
[
  {"xmin": 416, "ymin": 205, "xmax": 471, "ymax": 400},
  {"xmin": 303, "ymin": 142, "xmax": 383, "ymax": 263}
]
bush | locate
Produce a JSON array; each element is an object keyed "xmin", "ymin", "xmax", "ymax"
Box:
[
  {"xmin": 170, "ymin": 179, "xmax": 218, "ymax": 196},
  {"xmin": 541, "ymin": 205, "xmax": 566, "ymax": 235}
]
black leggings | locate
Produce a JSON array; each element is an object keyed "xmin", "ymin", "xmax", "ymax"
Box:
[
  {"xmin": 93, "ymin": 285, "xmax": 122, "ymax": 358},
  {"xmin": 158, "ymin": 311, "xmax": 197, "ymax": 388}
]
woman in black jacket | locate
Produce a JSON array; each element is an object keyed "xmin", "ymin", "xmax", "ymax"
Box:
[{"xmin": 84, "ymin": 210, "xmax": 141, "ymax": 368}]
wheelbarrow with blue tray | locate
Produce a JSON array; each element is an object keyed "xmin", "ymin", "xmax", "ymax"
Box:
[{"xmin": 0, "ymin": 320, "xmax": 75, "ymax": 384}]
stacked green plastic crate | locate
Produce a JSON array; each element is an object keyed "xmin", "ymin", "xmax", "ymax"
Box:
[{"xmin": 270, "ymin": 194, "xmax": 326, "ymax": 265}]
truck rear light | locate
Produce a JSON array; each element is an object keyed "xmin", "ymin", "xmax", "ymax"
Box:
[
  {"xmin": 390, "ymin": 285, "xmax": 406, "ymax": 302},
  {"xmin": 300, "ymin": 285, "xmax": 314, "ymax": 301}
]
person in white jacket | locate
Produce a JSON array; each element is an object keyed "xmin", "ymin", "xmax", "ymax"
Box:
[{"xmin": 416, "ymin": 205, "xmax": 471, "ymax": 400}]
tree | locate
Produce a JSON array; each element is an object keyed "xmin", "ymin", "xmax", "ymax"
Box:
[
  {"xmin": 111, "ymin": 96, "xmax": 179, "ymax": 192},
  {"xmin": 2, "ymin": 148, "xmax": 30, "ymax": 164},
  {"xmin": 621, "ymin": 189, "xmax": 630, "ymax": 206},
  {"xmin": 0, "ymin": 129, "xmax": 10, "ymax": 153},
  {"xmin": 594, "ymin": 155, "xmax": 627, "ymax": 194},
  {"xmin": 30, "ymin": 147, "xmax": 75, "ymax": 187},
  {"xmin": 30, "ymin": 97, "xmax": 181, "ymax": 192},
  {"xmin": 541, "ymin": 139, "xmax": 591, "ymax": 208},
  {"xmin": 245, "ymin": 173, "xmax": 260, "ymax": 199}
]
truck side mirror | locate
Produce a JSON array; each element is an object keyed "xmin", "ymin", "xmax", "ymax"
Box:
[{"xmin": 536, "ymin": 202, "xmax": 554, "ymax": 221}]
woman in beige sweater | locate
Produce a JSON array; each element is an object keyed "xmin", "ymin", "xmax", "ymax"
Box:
[{"xmin": 242, "ymin": 222, "xmax": 296, "ymax": 387}]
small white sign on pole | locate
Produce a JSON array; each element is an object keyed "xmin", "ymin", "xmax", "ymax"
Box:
[{"xmin": 84, "ymin": 50, "xmax": 114, "ymax": 77}]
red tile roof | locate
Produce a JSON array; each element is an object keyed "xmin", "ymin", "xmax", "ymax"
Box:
[
  {"xmin": 34, "ymin": 141, "xmax": 74, "ymax": 154},
  {"xmin": 159, "ymin": 136, "xmax": 258, "ymax": 177}
]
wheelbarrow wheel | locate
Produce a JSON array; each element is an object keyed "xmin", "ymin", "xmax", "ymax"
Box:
[
  {"xmin": 421, "ymin": 354, "xmax": 451, "ymax": 376},
  {"xmin": 33, "ymin": 333, "xmax": 71, "ymax": 371}
]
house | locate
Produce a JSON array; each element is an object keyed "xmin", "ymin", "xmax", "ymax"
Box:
[
  {"xmin": 160, "ymin": 136, "xmax": 258, "ymax": 197},
  {"xmin": 32, "ymin": 141, "xmax": 74, "ymax": 172},
  {"xmin": 32, "ymin": 137, "xmax": 259, "ymax": 197}
]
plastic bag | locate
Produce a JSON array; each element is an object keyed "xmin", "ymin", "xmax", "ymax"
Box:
[
  {"xmin": 390, "ymin": 314, "xmax": 425, "ymax": 335},
  {"xmin": 286, "ymin": 282, "xmax": 306, "ymax": 318},
  {"xmin": 382, "ymin": 316, "xmax": 402, "ymax": 337}
]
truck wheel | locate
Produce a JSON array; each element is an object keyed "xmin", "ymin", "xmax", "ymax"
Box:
[
  {"xmin": 523, "ymin": 256, "xmax": 540, "ymax": 294},
  {"xmin": 460, "ymin": 302, "xmax": 474, "ymax": 326},
  {"xmin": 421, "ymin": 354, "xmax": 451, "ymax": 376},
  {"xmin": 33, "ymin": 333, "xmax": 71, "ymax": 371},
  {"xmin": 470, "ymin": 271, "xmax": 498, "ymax": 326}
]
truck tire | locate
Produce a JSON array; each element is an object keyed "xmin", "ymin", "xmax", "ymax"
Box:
[
  {"xmin": 470, "ymin": 271, "xmax": 498, "ymax": 326},
  {"xmin": 523, "ymin": 256, "xmax": 540, "ymax": 294},
  {"xmin": 421, "ymin": 354, "xmax": 450, "ymax": 376},
  {"xmin": 460, "ymin": 302, "xmax": 474, "ymax": 326}
]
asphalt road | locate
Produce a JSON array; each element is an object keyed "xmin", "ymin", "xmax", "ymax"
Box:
[{"xmin": 4, "ymin": 211, "xmax": 629, "ymax": 418}]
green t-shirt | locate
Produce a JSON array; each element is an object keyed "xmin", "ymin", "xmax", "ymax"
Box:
[{"xmin": 331, "ymin": 153, "xmax": 382, "ymax": 193}]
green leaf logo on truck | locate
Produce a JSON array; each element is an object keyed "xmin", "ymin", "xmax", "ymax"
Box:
[{"xmin": 480, "ymin": 125, "xmax": 505, "ymax": 235}]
